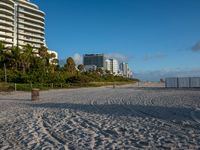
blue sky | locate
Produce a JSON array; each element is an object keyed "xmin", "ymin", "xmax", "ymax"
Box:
[{"xmin": 32, "ymin": 0, "xmax": 200, "ymax": 81}]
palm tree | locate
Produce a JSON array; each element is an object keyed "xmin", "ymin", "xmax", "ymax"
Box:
[
  {"xmin": 0, "ymin": 43, "xmax": 13, "ymax": 69},
  {"xmin": 10, "ymin": 46, "xmax": 21, "ymax": 71},
  {"xmin": 0, "ymin": 42, "xmax": 5, "ymax": 66},
  {"xmin": 0, "ymin": 42, "xmax": 8, "ymax": 82},
  {"xmin": 38, "ymin": 46, "xmax": 52, "ymax": 73},
  {"xmin": 20, "ymin": 44, "xmax": 34, "ymax": 73},
  {"xmin": 50, "ymin": 58, "xmax": 59, "ymax": 73},
  {"xmin": 38, "ymin": 46, "xmax": 50, "ymax": 65},
  {"xmin": 65, "ymin": 57, "xmax": 76, "ymax": 73}
]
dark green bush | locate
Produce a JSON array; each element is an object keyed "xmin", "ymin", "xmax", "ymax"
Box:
[{"xmin": 66, "ymin": 75, "xmax": 93, "ymax": 83}]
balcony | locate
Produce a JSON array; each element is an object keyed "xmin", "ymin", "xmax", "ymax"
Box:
[
  {"xmin": 1, "ymin": 0, "xmax": 14, "ymax": 5},
  {"xmin": 0, "ymin": 20, "xmax": 14, "ymax": 27},
  {"xmin": 18, "ymin": 41, "xmax": 41, "ymax": 48},
  {"xmin": 0, "ymin": 14, "xmax": 14, "ymax": 21},
  {"xmin": 0, "ymin": 37, "xmax": 13, "ymax": 44},
  {"xmin": 18, "ymin": 31, "xmax": 44, "ymax": 40},
  {"xmin": 18, "ymin": 36, "xmax": 44, "ymax": 44},
  {"xmin": 18, "ymin": 9, "xmax": 45, "ymax": 20},
  {"xmin": 0, "ymin": 2, "xmax": 14, "ymax": 10},
  {"xmin": 18, "ymin": 14, "xmax": 45, "ymax": 26},
  {"xmin": 0, "ymin": 8, "xmax": 14, "ymax": 15},
  {"xmin": 18, "ymin": 26, "xmax": 44, "ymax": 35},
  {"xmin": 18, "ymin": 0, "xmax": 39, "ymax": 10},
  {"xmin": 0, "ymin": 26, "xmax": 13, "ymax": 32},
  {"xmin": 18, "ymin": 3, "xmax": 45, "ymax": 16},
  {"xmin": 8, "ymin": 0, "xmax": 14, "ymax": 4},
  {"xmin": 18, "ymin": 20, "xmax": 44, "ymax": 30},
  {"xmin": 0, "ymin": 31, "xmax": 13, "ymax": 38}
]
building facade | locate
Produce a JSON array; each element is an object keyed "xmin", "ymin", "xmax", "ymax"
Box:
[
  {"xmin": 83, "ymin": 54, "xmax": 133, "ymax": 77},
  {"xmin": 48, "ymin": 50, "xmax": 58, "ymax": 65},
  {"xmin": 120, "ymin": 62, "xmax": 129, "ymax": 77},
  {"xmin": 111, "ymin": 59, "xmax": 119, "ymax": 75},
  {"xmin": 83, "ymin": 54, "xmax": 105, "ymax": 69},
  {"xmin": 105, "ymin": 59, "xmax": 119, "ymax": 75},
  {"xmin": 0, "ymin": 0, "xmax": 45, "ymax": 48},
  {"xmin": 105, "ymin": 59, "xmax": 111, "ymax": 71},
  {"xmin": 84, "ymin": 65, "xmax": 97, "ymax": 72}
]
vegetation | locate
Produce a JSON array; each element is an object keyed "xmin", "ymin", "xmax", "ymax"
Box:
[{"xmin": 0, "ymin": 42, "xmax": 138, "ymax": 91}]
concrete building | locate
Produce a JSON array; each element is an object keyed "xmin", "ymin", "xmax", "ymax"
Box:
[
  {"xmin": 105, "ymin": 59, "xmax": 111, "ymax": 72},
  {"xmin": 105, "ymin": 59, "xmax": 119, "ymax": 75},
  {"xmin": 48, "ymin": 50, "xmax": 58, "ymax": 65},
  {"xmin": 0, "ymin": 0, "xmax": 45, "ymax": 48},
  {"xmin": 128, "ymin": 69, "xmax": 133, "ymax": 78},
  {"xmin": 83, "ymin": 54, "xmax": 132, "ymax": 77},
  {"xmin": 120, "ymin": 62, "xmax": 129, "ymax": 77},
  {"xmin": 111, "ymin": 59, "xmax": 119, "ymax": 75},
  {"xmin": 83, "ymin": 54, "xmax": 105, "ymax": 69},
  {"xmin": 84, "ymin": 65, "xmax": 97, "ymax": 72}
]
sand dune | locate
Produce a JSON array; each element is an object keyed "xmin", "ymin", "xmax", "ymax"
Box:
[{"xmin": 0, "ymin": 84, "xmax": 200, "ymax": 149}]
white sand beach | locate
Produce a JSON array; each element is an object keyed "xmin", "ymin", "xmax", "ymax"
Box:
[{"xmin": 0, "ymin": 83, "xmax": 200, "ymax": 149}]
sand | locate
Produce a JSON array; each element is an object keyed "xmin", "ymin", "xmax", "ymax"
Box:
[{"xmin": 0, "ymin": 83, "xmax": 200, "ymax": 149}]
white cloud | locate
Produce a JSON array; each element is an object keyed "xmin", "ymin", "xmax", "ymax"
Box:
[
  {"xmin": 73, "ymin": 53, "xmax": 83, "ymax": 65},
  {"xmin": 105, "ymin": 53, "xmax": 128, "ymax": 63},
  {"xmin": 59, "ymin": 53, "xmax": 83, "ymax": 66}
]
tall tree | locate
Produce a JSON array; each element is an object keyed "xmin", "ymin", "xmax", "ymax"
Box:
[
  {"xmin": 38, "ymin": 46, "xmax": 50, "ymax": 65},
  {"xmin": 38, "ymin": 45, "xmax": 51, "ymax": 73},
  {"xmin": 65, "ymin": 57, "xmax": 76, "ymax": 73},
  {"xmin": 0, "ymin": 42, "xmax": 5, "ymax": 65},
  {"xmin": 10, "ymin": 46, "xmax": 21, "ymax": 71},
  {"xmin": 21, "ymin": 44, "xmax": 34, "ymax": 73},
  {"xmin": 49, "ymin": 54, "xmax": 59, "ymax": 73}
]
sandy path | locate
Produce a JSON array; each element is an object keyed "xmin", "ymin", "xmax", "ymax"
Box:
[{"xmin": 0, "ymin": 84, "xmax": 200, "ymax": 149}]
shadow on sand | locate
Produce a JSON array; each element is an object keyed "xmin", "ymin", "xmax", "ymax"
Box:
[
  {"xmin": 27, "ymin": 102, "xmax": 198, "ymax": 125},
  {"xmin": 113, "ymin": 86, "xmax": 200, "ymax": 91},
  {"xmin": 0, "ymin": 98, "xmax": 30, "ymax": 101}
]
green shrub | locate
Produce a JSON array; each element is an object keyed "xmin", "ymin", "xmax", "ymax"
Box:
[{"xmin": 66, "ymin": 75, "xmax": 93, "ymax": 83}]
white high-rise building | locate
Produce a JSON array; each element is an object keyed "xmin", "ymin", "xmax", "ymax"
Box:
[
  {"xmin": 105, "ymin": 59, "xmax": 119, "ymax": 75},
  {"xmin": 120, "ymin": 62, "xmax": 129, "ymax": 77},
  {"xmin": 0, "ymin": 0, "xmax": 45, "ymax": 48},
  {"xmin": 105, "ymin": 59, "xmax": 111, "ymax": 71},
  {"xmin": 112, "ymin": 59, "xmax": 119, "ymax": 75}
]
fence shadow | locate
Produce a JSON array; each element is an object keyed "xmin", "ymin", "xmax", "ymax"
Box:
[
  {"xmin": 112, "ymin": 86, "xmax": 200, "ymax": 91},
  {"xmin": 28, "ymin": 102, "xmax": 195, "ymax": 123},
  {"xmin": 0, "ymin": 98, "xmax": 30, "ymax": 101}
]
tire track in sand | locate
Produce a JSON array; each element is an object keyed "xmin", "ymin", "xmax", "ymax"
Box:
[
  {"xmin": 34, "ymin": 110, "xmax": 69, "ymax": 150},
  {"xmin": 191, "ymin": 108, "xmax": 200, "ymax": 125}
]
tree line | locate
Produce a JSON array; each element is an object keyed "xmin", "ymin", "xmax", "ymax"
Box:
[{"xmin": 0, "ymin": 42, "xmax": 138, "ymax": 84}]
